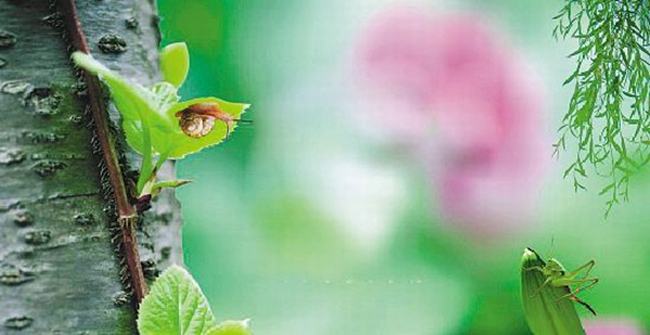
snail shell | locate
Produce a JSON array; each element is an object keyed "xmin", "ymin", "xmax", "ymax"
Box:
[
  {"xmin": 176, "ymin": 102, "xmax": 235, "ymax": 138},
  {"xmin": 178, "ymin": 112, "xmax": 215, "ymax": 138}
]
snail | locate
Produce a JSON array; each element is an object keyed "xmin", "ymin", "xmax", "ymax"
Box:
[{"xmin": 175, "ymin": 102, "xmax": 237, "ymax": 138}]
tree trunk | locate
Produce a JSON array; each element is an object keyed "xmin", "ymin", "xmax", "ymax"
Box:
[{"xmin": 0, "ymin": 0, "xmax": 182, "ymax": 333}]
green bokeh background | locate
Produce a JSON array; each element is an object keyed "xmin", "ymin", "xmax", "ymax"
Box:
[{"xmin": 157, "ymin": 1, "xmax": 650, "ymax": 334}]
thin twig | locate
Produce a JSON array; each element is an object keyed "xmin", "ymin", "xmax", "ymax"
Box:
[{"xmin": 58, "ymin": 0, "xmax": 148, "ymax": 304}]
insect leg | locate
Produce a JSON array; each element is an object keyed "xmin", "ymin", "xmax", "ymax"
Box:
[
  {"xmin": 570, "ymin": 277, "xmax": 599, "ymax": 295},
  {"xmin": 552, "ymin": 277, "xmax": 599, "ymax": 315},
  {"xmin": 565, "ymin": 260, "xmax": 595, "ymax": 280},
  {"xmin": 529, "ymin": 276, "xmax": 554, "ymax": 298},
  {"xmin": 554, "ymin": 277, "xmax": 599, "ymax": 300},
  {"xmin": 569, "ymin": 295, "xmax": 597, "ymax": 316}
]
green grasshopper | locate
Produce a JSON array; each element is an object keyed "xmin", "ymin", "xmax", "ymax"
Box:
[{"xmin": 524, "ymin": 248, "xmax": 599, "ymax": 315}]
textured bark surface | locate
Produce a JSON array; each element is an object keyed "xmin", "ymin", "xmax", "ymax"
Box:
[{"xmin": 0, "ymin": 0, "xmax": 182, "ymax": 333}]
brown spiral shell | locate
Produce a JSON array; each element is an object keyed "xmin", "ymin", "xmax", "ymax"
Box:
[
  {"xmin": 177, "ymin": 112, "xmax": 215, "ymax": 138},
  {"xmin": 176, "ymin": 103, "xmax": 233, "ymax": 138}
]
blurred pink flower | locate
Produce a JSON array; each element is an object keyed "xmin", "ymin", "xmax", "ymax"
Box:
[
  {"xmin": 585, "ymin": 319, "xmax": 645, "ymax": 335},
  {"xmin": 357, "ymin": 7, "xmax": 548, "ymax": 236}
]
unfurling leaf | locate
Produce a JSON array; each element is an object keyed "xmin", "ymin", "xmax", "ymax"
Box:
[
  {"xmin": 72, "ymin": 49, "xmax": 249, "ymax": 196},
  {"xmin": 137, "ymin": 265, "xmax": 216, "ymax": 335},
  {"xmin": 72, "ymin": 51, "xmax": 249, "ymax": 159},
  {"xmin": 161, "ymin": 42, "xmax": 190, "ymax": 87},
  {"xmin": 521, "ymin": 248, "xmax": 585, "ymax": 335}
]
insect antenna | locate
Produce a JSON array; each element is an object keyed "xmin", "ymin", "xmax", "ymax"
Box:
[
  {"xmin": 233, "ymin": 118, "xmax": 253, "ymax": 124},
  {"xmin": 224, "ymin": 118, "xmax": 253, "ymax": 139},
  {"xmin": 545, "ymin": 235, "xmax": 556, "ymax": 259}
]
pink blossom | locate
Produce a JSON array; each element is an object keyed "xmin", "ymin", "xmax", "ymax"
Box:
[
  {"xmin": 585, "ymin": 319, "xmax": 645, "ymax": 335},
  {"xmin": 358, "ymin": 7, "xmax": 548, "ymax": 236}
]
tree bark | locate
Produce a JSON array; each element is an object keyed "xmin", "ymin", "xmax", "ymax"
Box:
[{"xmin": 0, "ymin": 0, "xmax": 182, "ymax": 333}]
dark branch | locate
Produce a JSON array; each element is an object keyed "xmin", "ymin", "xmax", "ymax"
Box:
[{"xmin": 58, "ymin": 0, "xmax": 148, "ymax": 305}]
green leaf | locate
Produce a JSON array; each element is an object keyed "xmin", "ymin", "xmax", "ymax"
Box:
[
  {"xmin": 207, "ymin": 320, "xmax": 252, "ymax": 335},
  {"xmin": 137, "ymin": 265, "xmax": 217, "ymax": 335},
  {"xmin": 72, "ymin": 51, "xmax": 250, "ymax": 160},
  {"xmin": 165, "ymin": 97, "xmax": 250, "ymax": 159},
  {"xmin": 72, "ymin": 52, "xmax": 174, "ymax": 155},
  {"xmin": 161, "ymin": 42, "xmax": 190, "ymax": 87},
  {"xmin": 521, "ymin": 248, "xmax": 585, "ymax": 335}
]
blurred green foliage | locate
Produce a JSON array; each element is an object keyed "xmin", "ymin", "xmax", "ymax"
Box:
[{"xmin": 157, "ymin": 1, "xmax": 650, "ymax": 334}]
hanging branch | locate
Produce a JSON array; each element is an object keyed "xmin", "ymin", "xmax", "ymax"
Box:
[{"xmin": 553, "ymin": 0, "xmax": 650, "ymax": 215}]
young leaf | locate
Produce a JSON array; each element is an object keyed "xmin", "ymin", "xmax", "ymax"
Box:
[
  {"xmin": 137, "ymin": 265, "xmax": 217, "ymax": 335},
  {"xmin": 161, "ymin": 42, "xmax": 190, "ymax": 87},
  {"xmin": 73, "ymin": 48, "xmax": 250, "ymax": 198},
  {"xmin": 72, "ymin": 51, "xmax": 172, "ymax": 155},
  {"xmin": 521, "ymin": 248, "xmax": 585, "ymax": 335},
  {"xmin": 165, "ymin": 97, "xmax": 250, "ymax": 159},
  {"xmin": 72, "ymin": 52, "xmax": 249, "ymax": 159},
  {"xmin": 207, "ymin": 320, "xmax": 253, "ymax": 335}
]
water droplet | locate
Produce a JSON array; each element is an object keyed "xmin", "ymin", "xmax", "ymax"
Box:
[
  {"xmin": 24, "ymin": 230, "xmax": 51, "ymax": 245},
  {"xmin": 0, "ymin": 30, "xmax": 17, "ymax": 49},
  {"xmin": 0, "ymin": 147, "xmax": 25, "ymax": 165},
  {"xmin": 97, "ymin": 34, "xmax": 127, "ymax": 54},
  {"xmin": 4, "ymin": 316, "xmax": 33, "ymax": 330},
  {"xmin": 13, "ymin": 210, "xmax": 33, "ymax": 227},
  {"xmin": 73, "ymin": 213, "xmax": 95, "ymax": 226}
]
